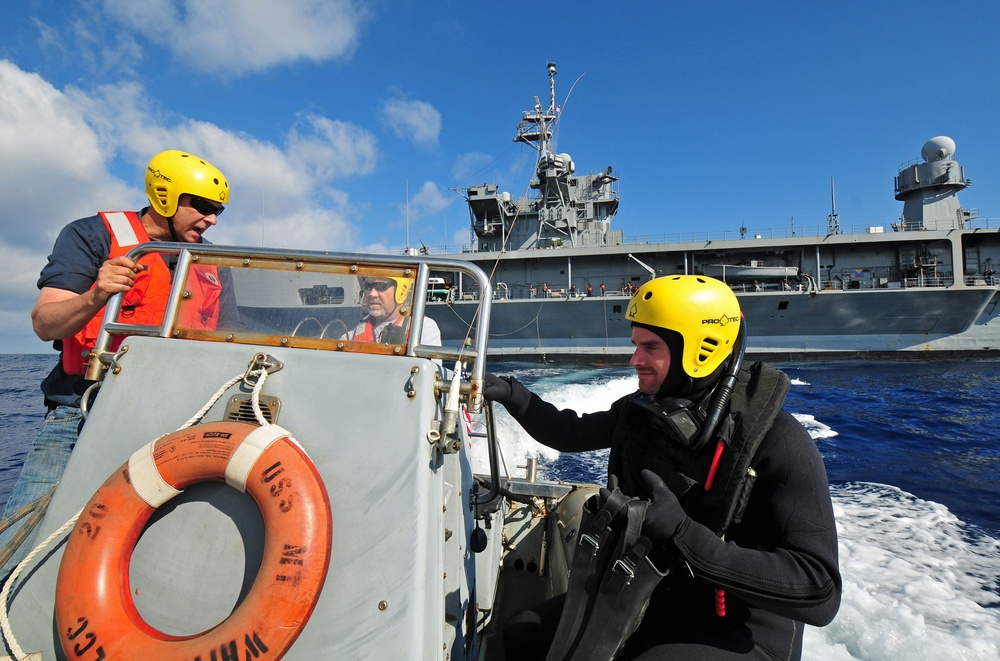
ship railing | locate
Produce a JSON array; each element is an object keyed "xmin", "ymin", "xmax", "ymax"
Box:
[
  {"xmin": 900, "ymin": 276, "xmax": 952, "ymax": 288},
  {"xmin": 809, "ymin": 276, "xmax": 957, "ymax": 290},
  {"xmin": 965, "ymin": 275, "xmax": 999, "ymax": 287}
]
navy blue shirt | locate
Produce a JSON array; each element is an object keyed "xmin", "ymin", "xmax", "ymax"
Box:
[{"xmin": 37, "ymin": 212, "xmax": 240, "ymax": 407}]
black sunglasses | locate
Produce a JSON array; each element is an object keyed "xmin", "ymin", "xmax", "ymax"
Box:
[
  {"xmin": 187, "ymin": 194, "xmax": 225, "ymax": 217},
  {"xmin": 364, "ymin": 280, "xmax": 394, "ymax": 292}
]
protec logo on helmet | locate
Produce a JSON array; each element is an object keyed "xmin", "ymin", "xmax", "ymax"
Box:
[
  {"xmin": 147, "ymin": 168, "xmax": 171, "ymax": 182},
  {"xmin": 702, "ymin": 314, "xmax": 740, "ymax": 326}
]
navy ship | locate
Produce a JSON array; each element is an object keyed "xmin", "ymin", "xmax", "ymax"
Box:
[
  {"xmin": 417, "ymin": 63, "xmax": 1000, "ymax": 361},
  {"xmin": 224, "ymin": 64, "xmax": 1000, "ymax": 362}
]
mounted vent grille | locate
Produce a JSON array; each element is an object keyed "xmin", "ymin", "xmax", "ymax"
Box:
[{"xmin": 224, "ymin": 395, "xmax": 281, "ymax": 424}]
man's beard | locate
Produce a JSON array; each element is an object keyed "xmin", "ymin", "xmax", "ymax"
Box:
[{"xmin": 366, "ymin": 302, "xmax": 392, "ymax": 322}]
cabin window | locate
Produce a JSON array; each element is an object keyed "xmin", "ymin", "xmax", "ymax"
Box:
[{"xmin": 299, "ymin": 285, "xmax": 345, "ymax": 306}]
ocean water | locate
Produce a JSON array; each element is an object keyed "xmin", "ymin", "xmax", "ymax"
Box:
[{"xmin": 2, "ymin": 354, "xmax": 999, "ymax": 659}]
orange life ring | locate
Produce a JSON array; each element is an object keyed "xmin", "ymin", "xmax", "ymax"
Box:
[{"xmin": 55, "ymin": 421, "xmax": 332, "ymax": 660}]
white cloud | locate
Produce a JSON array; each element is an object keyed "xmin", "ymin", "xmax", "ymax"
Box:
[
  {"xmin": 234, "ymin": 207, "xmax": 359, "ymax": 252},
  {"xmin": 102, "ymin": 0, "xmax": 370, "ymax": 76},
  {"xmin": 380, "ymin": 95, "xmax": 442, "ymax": 146},
  {"xmin": 447, "ymin": 227, "xmax": 474, "ymax": 252},
  {"xmin": 287, "ymin": 114, "xmax": 379, "ymax": 181},
  {"xmin": 410, "ymin": 181, "xmax": 453, "ymax": 219},
  {"xmin": 453, "ymin": 151, "xmax": 497, "ymax": 185},
  {"xmin": 0, "ymin": 62, "xmax": 134, "ymax": 252}
]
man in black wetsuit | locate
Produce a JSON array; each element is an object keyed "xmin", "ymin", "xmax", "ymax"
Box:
[{"xmin": 485, "ymin": 274, "xmax": 841, "ymax": 660}]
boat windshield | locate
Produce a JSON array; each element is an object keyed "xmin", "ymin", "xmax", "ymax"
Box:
[{"xmin": 91, "ymin": 243, "xmax": 492, "ymax": 367}]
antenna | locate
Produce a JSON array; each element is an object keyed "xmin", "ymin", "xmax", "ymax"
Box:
[
  {"xmin": 550, "ymin": 63, "xmax": 587, "ymax": 152},
  {"xmin": 827, "ymin": 176, "xmax": 841, "ymax": 235}
]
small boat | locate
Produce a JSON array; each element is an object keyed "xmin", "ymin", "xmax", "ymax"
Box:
[
  {"xmin": 0, "ymin": 243, "xmax": 592, "ymax": 659},
  {"xmin": 702, "ymin": 263, "xmax": 800, "ymax": 282}
]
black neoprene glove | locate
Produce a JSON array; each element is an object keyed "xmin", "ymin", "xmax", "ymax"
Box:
[
  {"xmin": 482, "ymin": 373, "xmax": 533, "ymax": 416},
  {"xmin": 640, "ymin": 469, "xmax": 689, "ymax": 542},
  {"xmin": 483, "ymin": 372, "xmax": 512, "ymax": 403}
]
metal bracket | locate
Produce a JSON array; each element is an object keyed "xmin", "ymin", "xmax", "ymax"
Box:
[
  {"xmin": 405, "ymin": 366, "xmax": 419, "ymax": 398},
  {"xmin": 243, "ymin": 352, "xmax": 284, "ymax": 388},
  {"xmin": 80, "ymin": 381, "xmax": 101, "ymax": 420},
  {"xmin": 84, "ymin": 343, "xmax": 129, "ymax": 382},
  {"xmin": 427, "ymin": 420, "xmax": 461, "ymax": 454}
]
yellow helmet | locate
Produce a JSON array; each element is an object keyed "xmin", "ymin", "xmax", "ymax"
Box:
[
  {"xmin": 361, "ymin": 276, "xmax": 412, "ymax": 306},
  {"xmin": 625, "ymin": 275, "xmax": 741, "ymax": 377},
  {"xmin": 145, "ymin": 150, "xmax": 230, "ymax": 217}
]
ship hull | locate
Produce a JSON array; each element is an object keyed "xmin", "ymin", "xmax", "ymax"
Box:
[{"xmin": 412, "ymin": 211, "xmax": 1000, "ymax": 361}]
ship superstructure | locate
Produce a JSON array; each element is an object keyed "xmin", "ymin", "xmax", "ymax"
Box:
[{"xmin": 467, "ymin": 62, "xmax": 621, "ymax": 253}]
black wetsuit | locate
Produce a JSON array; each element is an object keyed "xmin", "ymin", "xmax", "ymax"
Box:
[{"xmin": 500, "ymin": 363, "xmax": 841, "ymax": 660}]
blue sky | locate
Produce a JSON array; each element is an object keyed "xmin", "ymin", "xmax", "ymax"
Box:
[{"xmin": 3, "ymin": 0, "xmax": 999, "ymax": 352}]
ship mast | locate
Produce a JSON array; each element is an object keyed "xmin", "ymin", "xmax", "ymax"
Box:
[
  {"xmin": 514, "ymin": 62, "xmax": 558, "ymax": 158},
  {"xmin": 463, "ymin": 63, "xmax": 620, "ymax": 253}
]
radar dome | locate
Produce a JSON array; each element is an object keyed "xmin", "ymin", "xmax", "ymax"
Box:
[
  {"xmin": 921, "ymin": 136, "xmax": 956, "ymax": 163},
  {"xmin": 560, "ymin": 153, "xmax": 575, "ymax": 174}
]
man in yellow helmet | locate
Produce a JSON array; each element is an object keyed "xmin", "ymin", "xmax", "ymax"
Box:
[
  {"xmin": 485, "ymin": 275, "xmax": 841, "ymax": 661},
  {"xmin": 346, "ymin": 276, "xmax": 441, "ymax": 346},
  {"xmin": 0, "ymin": 150, "xmax": 238, "ymax": 578}
]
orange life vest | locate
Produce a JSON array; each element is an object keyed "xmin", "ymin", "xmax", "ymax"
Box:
[
  {"xmin": 61, "ymin": 211, "xmax": 222, "ymax": 375},
  {"xmin": 350, "ymin": 315, "xmax": 406, "ymax": 342}
]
